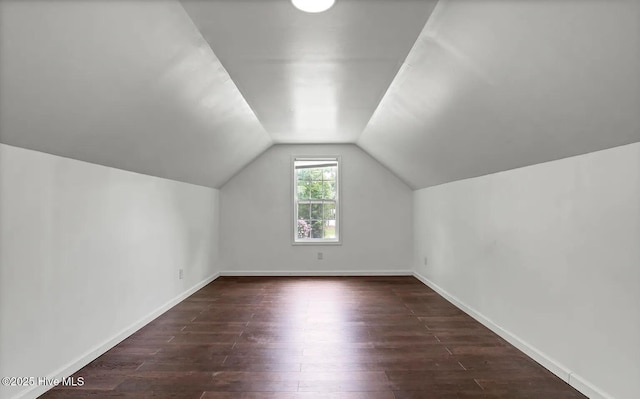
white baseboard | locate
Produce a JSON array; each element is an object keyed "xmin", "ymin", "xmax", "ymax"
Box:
[
  {"xmin": 413, "ymin": 271, "xmax": 612, "ymax": 399},
  {"xmin": 569, "ymin": 372, "xmax": 615, "ymax": 399},
  {"xmin": 219, "ymin": 270, "xmax": 413, "ymax": 276},
  {"xmin": 16, "ymin": 272, "xmax": 220, "ymax": 399}
]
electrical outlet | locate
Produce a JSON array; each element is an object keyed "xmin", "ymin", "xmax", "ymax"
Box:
[
  {"xmin": 179, "ymin": 268, "xmax": 184, "ymax": 279},
  {"xmin": 317, "ymin": 252, "xmax": 323, "ymax": 260},
  {"xmin": 424, "ymin": 257, "xmax": 428, "ymax": 266}
]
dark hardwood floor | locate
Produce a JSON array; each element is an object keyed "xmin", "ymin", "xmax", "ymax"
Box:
[{"xmin": 41, "ymin": 276, "xmax": 587, "ymax": 398}]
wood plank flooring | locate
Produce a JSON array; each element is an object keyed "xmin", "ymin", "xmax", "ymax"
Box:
[{"xmin": 41, "ymin": 276, "xmax": 587, "ymax": 398}]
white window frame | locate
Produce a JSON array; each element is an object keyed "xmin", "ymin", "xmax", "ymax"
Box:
[{"xmin": 292, "ymin": 156, "xmax": 341, "ymax": 245}]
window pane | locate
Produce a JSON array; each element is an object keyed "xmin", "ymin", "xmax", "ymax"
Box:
[
  {"xmin": 323, "ymin": 220, "xmax": 336, "ymax": 239},
  {"xmin": 309, "ymin": 182, "xmax": 324, "ymax": 199},
  {"xmin": 297, "ymin": 169, "xmax": 310, "ymax": 181},
  {"xmin": 323, "ymin": 202, "xmax": 336, "ymax": 220},
  {"xmin": 322, "ymin": 181, "xmax": 336, "ymax": 199},
  {"xmin": 297, "ymin": 218, "xmax": 311, "ymax": 239},
  {"xmin": 310, "ymin": 220, "xmax": 323, "ymax": 238},
  {"xmin": 298, "ymin": 203, "xmax": 310, "ymax": 219},
  {"xmin": 309, "ymin": 168, "xmax": 322, "ymax": 180},
  {"xmin": 323, "ymin": 167, "xmax": 336, "ymax": 180},
  {"xmin": 310, "ymin": 203, "xmax": 323, "ymax": 219},
  {"xmin": 297, "ymin": 182, "xmax": 309, "ymax": 199}
]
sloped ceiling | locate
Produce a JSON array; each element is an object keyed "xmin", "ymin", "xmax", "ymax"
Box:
[
  {"xmin": 181, "ymin": 0, "xmax": 437, "ymax": 143},
  {"xmin": 359, "ymin": 0, "xmax": 640, "ymax": 188},
  {"xmin": 1, "ymin": 0, "xmax": 639, "ymax": 189},
  {"xmin": 0, "ymin": 0, "xmax": 271, "ymax": 188}
]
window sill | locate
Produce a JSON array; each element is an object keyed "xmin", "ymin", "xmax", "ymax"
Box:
[{"xmin": 292, "ymin": 240, "xmax": 342, "ymax": 246}]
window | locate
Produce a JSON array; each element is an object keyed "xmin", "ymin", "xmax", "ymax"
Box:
[{"xmin": 293, "ymin": 157, "xmax": 340, "ymax": 244}]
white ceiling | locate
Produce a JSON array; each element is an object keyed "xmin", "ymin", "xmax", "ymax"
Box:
[
  {"xmin": 1, "ymin": 0, "xmax": 639, "ymax": 189},
  {"xmin": 358, "ymin": 0, "xmax": 640, "ymax": 188},
  {"xmin": 0, "ymin": 0, "xmax": 271, "ymax": 188},
  {"xmin": 181, "ymin": 0, "xmax": 438, "ymax": 143}
]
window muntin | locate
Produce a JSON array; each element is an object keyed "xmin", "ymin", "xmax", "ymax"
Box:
[{"xmin": 294, "ymin": 157, "xmax": 339, "ymax": 244}]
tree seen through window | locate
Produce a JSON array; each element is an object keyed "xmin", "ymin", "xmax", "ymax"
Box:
[{"xmin": 294, "ymin": 158, "xmax": 339, "ymax": 242}]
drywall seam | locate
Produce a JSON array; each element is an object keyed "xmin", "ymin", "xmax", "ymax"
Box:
[
  {"xmin": 15, "ymin": 272, "xmax": 221, "ymax": 399},
  {"xmin": 412, "ymin": 271, "xmax": 611, "ymax": 399},
  {"xmin": 220, "ymin": 270, "xmax": 414, "ymax": 277}
]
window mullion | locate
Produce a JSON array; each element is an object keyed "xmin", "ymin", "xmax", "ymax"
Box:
[{"xmin": 293, "ymin": 157, "xmax": 339, "ymax": 243}]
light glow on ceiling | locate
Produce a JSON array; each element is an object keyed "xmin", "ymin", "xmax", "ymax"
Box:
[
  {"xmin": 293, "ymin": 85, "xmax": 338, "ymax": 132},
  {"xmin": 291, "ymin": 0, "xmax": 335, "ymax": 13}
]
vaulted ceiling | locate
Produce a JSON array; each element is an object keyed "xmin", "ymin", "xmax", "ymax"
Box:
[
  {"xmin": 181, "ymin": 0, "xmax": 437, "ymax": 143},
  {"xmin": 1, "ymin": 0, "xmax": 638, "ymax": 189}
]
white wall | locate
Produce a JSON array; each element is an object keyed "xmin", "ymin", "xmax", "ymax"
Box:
[
  {"xmin": 0, "ymin": 144, "xmax": 220, "ymax": 399},
  {"xmin": 220, "ymin": 144, "xmax": 413, "ymax": 274},
  {"xmin": 413, "ymin": 143, "xmax": 640, "ymax": 399}
]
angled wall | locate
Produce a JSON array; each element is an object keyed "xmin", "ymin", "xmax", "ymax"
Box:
[
  {"xmin": 0, "ymin": 0, "xmax": 271, "ymax": 189},
  {"xmin": 220, "ymin": 144, "xmax": 412, "ymax": 275},
  {"xmin": 0, "ymin": 144, "xmax": 220, "ymax": 399},
  {"xmin": 413, "ymin": 143, "xmax": 640, "ymax": 399},
  {"xmin": 359, "ymin": 0, "xmax": 640, "ymax": 189}
]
